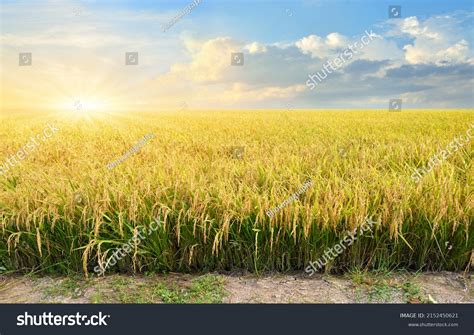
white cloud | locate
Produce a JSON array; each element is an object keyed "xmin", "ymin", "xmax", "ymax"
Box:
[
  {"xmin": 325, "ymin": 33, "xmax": 348, "ymax": 48},
  {"xmin": 245, "ymin": 42, "xmax": 267, "ymax": 54},
  {"xmin": 398, "ymin": 16, "xmax": 440, "ymax": 39},
  {"xmin": 295, "ymin": 33, "xmax": 348, "ymax": 59},
  {"xmin": 388, "ymin": 15, "xmax": 472, "ymax": 65},
  {"xmin": 159, "ymin": 37, "xmax": 240, "ymax": 82},
  {"xmin": 296, "ymin": 34, "xmax": 325, "ymax": 58}
]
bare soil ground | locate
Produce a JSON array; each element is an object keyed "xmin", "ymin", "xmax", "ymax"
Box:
[{"xmin": 0, "ymin": 271, "xmax": 472, "ymax": 304}]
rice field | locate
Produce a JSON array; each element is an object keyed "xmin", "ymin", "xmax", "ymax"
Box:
[{"xmin": 0, "ymin": 109, "xmax": 472, "ymax": 275}]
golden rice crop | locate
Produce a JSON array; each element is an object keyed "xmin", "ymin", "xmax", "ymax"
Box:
[{"xmin": 0, "ymin": 109, "xmax": 472, "ymax": 274}]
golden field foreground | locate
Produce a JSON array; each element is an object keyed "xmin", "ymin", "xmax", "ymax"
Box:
[{"xmin": 0, "ymin": 109, "xmax": 472, "ymax": 275}]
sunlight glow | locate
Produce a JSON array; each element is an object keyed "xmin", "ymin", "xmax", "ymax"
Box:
[{"xmin": 54, "ymin": 96, "xmax": 112, "ymax": 119}]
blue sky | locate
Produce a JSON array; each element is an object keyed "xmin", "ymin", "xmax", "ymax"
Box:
[
  {"xmin": 33, "ymin": 0, "xmax": 474, "ymax": 42},
  {"xmin": 1, "ymin": 0, "xmax": 473, "ymax": 110}
]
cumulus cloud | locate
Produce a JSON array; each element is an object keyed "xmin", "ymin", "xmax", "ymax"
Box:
[
  {"xmin": 388, "ymin": 15, "xmax": 473, "ymax": 65},
  {"xmin": 295, "ymin": 32, "xmax": 348, "ymax": 58},
  {"xmin": 296, "ymin": 35, "xmax": 325, "ymax": 57},
  {"xmin": 159, "ymin": 37, "xmax": 240, "ymax": 82},
  {"xmin": 245, "ymin": 42, "xmax": 267, "ymax": 54},
  {"xmin": 114, "ymin": 10, "xmax": 474, "ymax": 109},
  {"xmin": 398, "ymin": 16, "xmax": 440, "ymax": 39},
  {"xmin": 295, "ymin": 30, "xmax": 402, "ymax": 65}
]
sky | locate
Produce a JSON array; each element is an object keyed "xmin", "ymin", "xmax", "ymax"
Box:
[{"xmin": 0, "ymin": 0, "xmax": 473, "ymax": 112}]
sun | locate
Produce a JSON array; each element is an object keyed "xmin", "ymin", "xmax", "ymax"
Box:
[
  {"xmin": 72, "ymin": 99, "xmax": 102, "ymax": 112},
  {"xmin": 55, "ymin": 96, "xmax": 111, "ymax": 118},
  {"xmin": 73, "ymin": 97, "xmax": 108, "ymax": 112}
]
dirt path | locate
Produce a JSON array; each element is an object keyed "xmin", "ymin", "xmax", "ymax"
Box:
[{"xmin": 0, "ymin": 271, "xmax": 472, "ymax": 304}]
